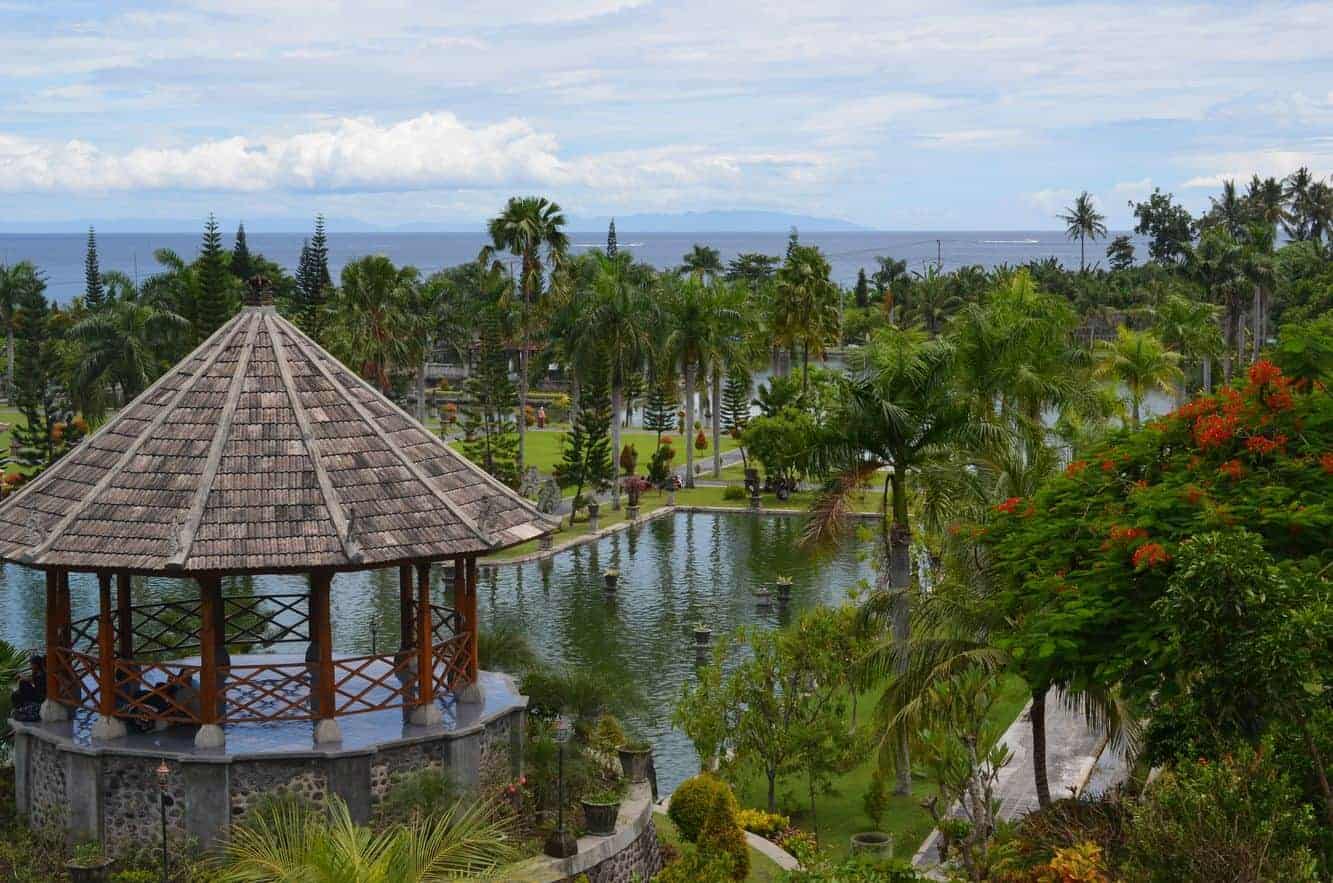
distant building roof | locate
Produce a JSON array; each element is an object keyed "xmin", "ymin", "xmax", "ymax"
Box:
[{"xmin": 0, "ymin": 304, "xmax": 553, "ymax": 574}]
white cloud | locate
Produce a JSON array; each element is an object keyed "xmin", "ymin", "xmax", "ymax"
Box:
[
  {"xmin": 1023, "ymin": 188, "xmax": 1076, "ymax": 216},
  {"xmin": 1181, "ymin": 141, "xmax": 1333, "ymax": 188},
  {"xmin": 917, "ymin": 128, "xmax": 1033, "ymax": 150}
]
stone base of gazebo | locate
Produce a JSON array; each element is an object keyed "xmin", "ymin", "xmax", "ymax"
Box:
[{"xmin": 11, "ymin": 670, "xmax": 526, "ymax": 852}]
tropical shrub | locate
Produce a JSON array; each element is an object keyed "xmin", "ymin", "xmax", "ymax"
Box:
[
  {"xmin": 667, "ymin": 774, "xmax": 735, "ymax": 842},
  {"xmin": 377, "ymin": 768, "xmax": 457, "ymax": 825},
  {"xmin": 1121, "ymin": 747, "xmax": 1320, "ymax": 883},
  {"xmin": 589, "ymin": 713, "xmax": 626, "ymax": 756},
  {"xmin": 722, "ymin": 484, "xmax": 747, "ymax": 501},
  {"xmin": 655, "ymin": 845, "xmax": 736, "ymax": 883},
  {"xmin": 735, "ymin": 808, "xmax": 789, "ymax": 839},
  {"xmin": 784, "ymin": 854, "xmax": 926, "ymax": 881},
  {"xmin": 697, "ymin": 786, "xmax": 749, "ymax": 880}
]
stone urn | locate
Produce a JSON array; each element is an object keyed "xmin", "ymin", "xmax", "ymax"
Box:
[
  {"xmin": 617, "ymin": 742, "xmax": 653, "ymax": 783},
  {"xmin": 666, "ymin": 488, "xmax": 676, "ymax": 506},
  {"xmin": 850, "ymin": 831, "xmax": 893, "ymax": 859},
  {"xmin": 580, "ymin": 792, "xmax": 622, "ymax": 836},
  {"xmin": 66, "ymin": 857, "xmax": 115, "ymax": 883},
  {"xmin": 627, "ymin": 503, "xmax": 640, "ymax": 521},
  {"xmin": 603, "ymin": 569, "xmax": 619, "ymax": 591},
  {"xmin": 539, "ymin": 533, "xmax": 554, "ymax": 552},
  {"xmin": 693, "ymin": 625, "xmax": 713, "ymax": 648},
  {"xmin": 754, "ymin": 587, "xmax": 772, "ymax": 608},
  {"xmin": 775, "ymin": 576, "xmax": 793, "ymax": 606},
  {"xmin": 586, "ymin": 500, "xmax": 600, "ymax": 530}
]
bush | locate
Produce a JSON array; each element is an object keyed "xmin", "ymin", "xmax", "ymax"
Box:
[
  {"xmin": 111, "ymin": 873, "xmax": 160, "ymax": 883},
  {"xmin": 377, "ymin": 768, "xmax": 457, "ymax": 824},
  {"xmin": 989, "ymin": 795, "xmax": 1129, "ymax": 877},
  {"xmin": 589, "ymin": 713, "xmax": 627, "ymax": 756},
  {"xmin": 722, "ymin": 484, "xmax": 747, "ymax": 501},
  {"xmin": 655, "ymin": 844, "xmax": 736, "ymax": 883},
  {"xmin": 668, "ymin": 773, "xmax": 735, "ymax": 842},
  {"xmin": 786, "ymin": 855, "xmax": 927, "ymax": 881},
  {"xmin": 697, "ymin": 788, "xmax": 748, "ymax": 880},
  {"xmin": 1122, "ymin": 747, "xmax": 1320, "ymax": 882},
  {"xmin": 735, "ymin": 808, "xmax": 789, "ymax": 839}
]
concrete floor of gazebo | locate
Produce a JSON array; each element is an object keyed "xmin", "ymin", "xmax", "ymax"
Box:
[{"xmin": 32, "ymin": 657, "xmax": 521, "ymax": 756}]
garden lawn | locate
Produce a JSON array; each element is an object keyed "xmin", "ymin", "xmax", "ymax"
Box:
[
  {"xmin": 653, "ymin": 811, "xmax": 786, "ymax": 882},
  {"xmin": 730, "ymin": 675, "xmax": 1029, "ymax": 861},
  {"xmin": 450, "ymin": 430, "xmax": 739, "ymax": 477}
]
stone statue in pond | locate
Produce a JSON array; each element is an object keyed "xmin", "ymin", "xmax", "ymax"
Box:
[
  {"xmin": 536, "ymin": 479, "xmax": 561, "ymax": 515},
  {"xmin": 519, "ymin": 466, "xmax": 542, "ymax": 498}
]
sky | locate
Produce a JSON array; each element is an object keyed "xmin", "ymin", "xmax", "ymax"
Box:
[{"xmin": 1, "ymin": 0, "xmax": 1332, "ymax": 230}]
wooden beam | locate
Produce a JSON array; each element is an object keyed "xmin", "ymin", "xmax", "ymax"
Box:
[
  {"xmin": 116, "ymin": 572, "xmax": 132, "ymax": 660},
  {"xmin": 399, "ymin": 564, "xmax": 414, "ymax": 651},
  {"xmin": 198, "ymin": 576, "xmax": 221, "ymax": 724},
  {"xmin": 416, "ymin": 562, "xmax": 433, "ymax": 707},
  {"xmin": 310, "ymin": 571, "xmax": 335, "ymax": 718},
  {"xmin": 452, "ymin": 557, "xmax": 465, "ymax": 690},
  {"xmin": 97, "ymin": 572, "xmax": 115, "ymax": 717}
]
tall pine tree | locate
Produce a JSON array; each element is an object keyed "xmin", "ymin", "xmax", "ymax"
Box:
[
  {"xmin": 296, "ymin": 216, "xmax": 333, "ymax": 340},
  {"xmin": 854, "ymin": 268, "xmax": 869, "ymax": 309},
  {"xmin": 607, "ymin": 219, "xmax": 618, "ymax": 257},
  {"xmin": 231, "ymin": 222, "xmax": 254, "ymax": 281},
  {"xmin": 459, "ymin": 311, "xmax": 520, "ymax": 488},
  {"xmin": 642, "ymin": 365, "xmax": 676, "ymax": 445},
  {"xmin": 84, "ymin": 227, "xmax": 105, "ymax": 311},
  {"xmin": 554, "ymin": 365, "xmax": 612, "ymax": 519},
  {"xmin": 721, "ymin": 366, "xmax": 751, "ymax": 436},
  {"xmin": 195, "ymin": 213, "xmax": 233, "ymax": 337},
  {"xmin": 12, "ymin": 278, "xmax": 69, "ymax": 471}
]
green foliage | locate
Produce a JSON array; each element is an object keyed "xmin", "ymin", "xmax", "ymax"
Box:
[
  {"xmin": 784, "ymin": 855, "xmax": 927, "ymax": 882},
  {"xmin": 83, "ymin": 227, "xmax": 104, "ymax": 310},
  {"xmin": 862, "ymin": 767, "xmax": 889, "ymax": 831},
  {"xmin": 588, "ymin": 712, "xmax": 626, "ymax": 756},
  {"xmin": 1105, "ymin": 234, "xmax": 1135, "ymax": 272},
  {"xmin": 1270, "ymin": 315, "xmax": 1333, "ymax": 385},
  {"xmin": 111, "ymin": 871, "xmax": 160, "ymax": 883},
  {"xmin": 475, "ymin": 616, "xmax": 536, "ymax": 674},
  {"xmin": 377, "ymin": 768, "xmax": 458, "ymax": 826},
  {"xmin": 735, "ymin": 808, "xmax": 789, "ymax": 839},
  {"xmin": 1131, "ymin": 188, "xmax": 1195, "ymax": 265},
  {"xmin": 195, "ymin": 212, "xmax": 236, "ymax": 337},
  {"xmin": 721, "ymin": 365, "xmax": 751, "ymax": 436},
  {"xmin": 459, "ymin": 308, "xmax": 520, "ymax": 488},
  {"xmin": 668, "ymin": 774, "xmax": 735, "ymax": 843},
  {"xmin": 741, "ymin": 406, "xmax": 815, "ymax": 485},
  {"xmin": 722, "ymin": 484, "xmax": 747, "ymax": 501},
  {"xmin": 697, "ymin": 785, "xmax": 749, "ymax": 880},
  {"xmin": 518, "ymin": 666, "xmax": 635, "ymax": 723},
  {"xmin": 655, "ymin": 844, "xmax": 737, "ymax": 883},
  {"xmin": 230, "ymin": 222, "xmax": 253, "ymax": 282},
  {"xmin": 647, "ymin": 440, "xmax": 676, "ymax": 488},
  {"xmin": 1123, "ymin": 747, "xmax": 1320, "ymax": 882},
  {"xmin": 12, "ymin": 274, "xmax": 77, "ymax": 471},
  {"xmin": 643, "ymin": 366, "xmax": 677, "ymax": 439},
  {"xmin": 555, "ymin": 365, "xmax": 613, "ymax": 512}
]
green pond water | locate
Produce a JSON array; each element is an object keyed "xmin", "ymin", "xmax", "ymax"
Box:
[{"xmin": 0, "ymin": 511, "xmax": 873, "ymax": 791}]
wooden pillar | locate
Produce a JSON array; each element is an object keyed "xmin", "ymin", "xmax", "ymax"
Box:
[
  {"xmin": 41, "ymin": 569, "xmax": 63, "ymax": 719},
  {"xmin": 91, "ymin": 572, "xmax": 126, "ymax": 739},
  {"xmin": 465, "ymin": 556, "xmax": 480, "ymax": 683},
  {"xmin": 195, "ymin": 575, "xmax": 224, "ymax": 748},
  {"xmin": 398, "ymin": 564, "xmax": 414, "ymax": 651},
  {"xmin": 451, "ymin": 558, "xmax": 466, "ymax": 690},
  {"xmin": 409, "ymin": 561, "xmax": 442, "ymax": 725},
  {"xmin": 56, "ymin": 569, "xmax": 72, "ymax": 657},
  {"xmin": 116, "ymin": 572, "xmax": 133, "ymax": 660},
  {"xmin": 310, "ymin": 570, "xmax": 341, "ymax": 743}
]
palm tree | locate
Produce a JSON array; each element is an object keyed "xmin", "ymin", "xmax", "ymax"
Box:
[
  {"xmin": 327, "ymin": 255, "xmax": 421, "ymax": 393},
  {"xmin": 1187, "ymin": 227, "xmax": 1248, "ymax": 385},
  {"xmin": 1059, "ymin": 191, "xmax": 1108, "ymax": 271},
  {"xmin": 488, "ymin": 197, "xmax": 569, "ymax": 474},
  {"xmin": 680, "ymin": 244, "xmax": 723, "ymax": 280},
  {"xmin": 583, "ymin": 253, "xmax": 658, "ymax": 508},
  {"xmin": 1152, "ymin": 293, "xmax": 1223, "ymax": 405},
  {"xmin": 1092, "ymin": 327, "xmax": 1182, "ymax": 428},
  {"xmin": 805, "ymin": 329, "xmax": 996, "ymax": 795},
  {"xmin": 1244, "ymin": 175, "xmax": 1288, "ymax": 235},
  {"xmin": 771, "ymin": 246, "xmax": 839, "ymax": 390},
  {"xmin": 902, "ymin": 266, "xmax": 961, "ymax": 336},
  {"xmin": 1204, "ymin": 178, "xmax": 1245, "ymax": 238},
  {"xmin": 662, "ymin": 276, "xmax": 740, "ymax": 488},
  {"xmin": 69, "ymin": 291, "xmax": 189, "ymax": 419},
  {"xmin": 0, "ymin": 261, "xmax": 44, "ymax": 396},
  {"xmin": 216, "ymin": 795, "xmax": 517, "ymax": 882}
]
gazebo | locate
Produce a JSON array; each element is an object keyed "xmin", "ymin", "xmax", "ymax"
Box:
[{"xmin": 0, "ymin": 282, "xmax": 554, "ymax": 758}]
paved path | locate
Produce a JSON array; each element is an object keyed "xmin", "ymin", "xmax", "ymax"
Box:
[{"xmin": 912, "ymin": 693, "xmax": 1111, "ymax": 871}]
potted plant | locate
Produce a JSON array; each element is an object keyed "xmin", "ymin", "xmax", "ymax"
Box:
[
  {"xmin": 580, "ymin": 786, "xmax": 624, "ymax": 836},
  {"xmin": 692, "ymin": 623, "xmax": 713, "ymax": 647},
  {"xmin": 617, "ymin": 740, "xmax": 653, "ymax": 783},
  {"xmin": 603, "ymin": 568, "xmax": 619, "ymax": 590},
  {"xmin": 774, "ymin": 575, "xmax": 793, "ymax": 605},
  {"xmin": 66, "ymin": 842, "xmax": 114, "ymax": 883},
  {"xmin": 586, "ymin": 500, "xmax": 600, "ymax": 520}
]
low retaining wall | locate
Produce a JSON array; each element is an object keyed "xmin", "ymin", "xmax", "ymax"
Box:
[
  {"xmin": 509, "ymin": 781, "xmax": 664, "ymax": 883},
  {"xmin": 12, "ymin": 685, "xmax": 526, "ymax": 853}
]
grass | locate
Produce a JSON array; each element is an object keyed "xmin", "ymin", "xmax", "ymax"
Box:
[
  {"xmin": 449, "ymin": 429, "xmax": 739, "ymax": 477},
  {"xmin": 730, "ymin": 676, "xmax": 1030, "ymax": 861},
  {"xmin": 653, "ymin": 811, "xmax": 787, "ymax": 882},
  {"xmin": 0, "ymin": 407, "xmax": 24, "ymax": 460}
]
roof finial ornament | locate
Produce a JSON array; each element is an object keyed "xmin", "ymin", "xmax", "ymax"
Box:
[
  {"xmin": 476, "ymin": 497, "xmax": 497, "ymax": 543},
  {"xmin": 24, "ymin": 510, "xmax": 41, "ymax": 548},
  {"xmin": 244, "ymin": 274, "xmax": 274, "ymax": 308},
  {"xmin": 344, "ymin": 505, "xmax": 363, "ymax": 563},
  {"xmin": 166, "ymin": 514, "xmax": 183, "ymax": 561}
]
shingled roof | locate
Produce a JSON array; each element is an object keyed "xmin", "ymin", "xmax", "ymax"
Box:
[{"xmin": 0, "ymin": 304, "xmax": 555, "ymax": 574}]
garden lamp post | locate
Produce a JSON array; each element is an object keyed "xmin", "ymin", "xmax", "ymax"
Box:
[
  {"xmin": 543, "ymin": 713, "xmax": 578, "ymax": 858},
  {"xmin": 155, "ymin": 759, "xmax": 170, "ymax": 883}
]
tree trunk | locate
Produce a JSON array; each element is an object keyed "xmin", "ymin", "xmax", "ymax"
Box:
[
  {"xmin": 611, "ymin": 380, "xmax": 623, "ymax": 510},
  {"xmin": 1202, "ymin": 356, "xmax": 1212, "ymax": 393},
  {"xmin": 767, "ymin": 770, "xmax": 777, "ymax": 814},
  {"xmin": 1251, "ymin": 285, "xmax": 1262, "ymax": 363},
  {"xmin": 711, "ymin": 367, "xmax": 722, "ymax": 478},
  {"xmin": 416, "ymin": 360, "xmax": 427, "ymax": 423},
  {"xmin": 1031, "ymin": 686, "xmax": 1052, "ymax": 808},
  {"xmin": 1302, "ymin": 720, "xmax": 1333, "ymax": 829},
  {"xmin": 517, "ymin": 347, "xmax": 528, "ymax": 473},
  {"xmin": 684, "ymin": 360, "xmax": 696, "ymax": 488},
  {"xmin": 570, "ymin": 375, "xmax": 580, "ymax": 425},
  {"xmin": 888, "ymin": 471, "xmax": 912, "ymax": 796},
  {"xmin": 1131, "ymin": 396, "xmax": 1140, "ymax": 429},
  {"xmin": 6, "ymin": 326, "xmax": 13, "ymax": 400},
  {"xmin": 802, "ymin": 342, "xmax": 810, "ymax": 391}
]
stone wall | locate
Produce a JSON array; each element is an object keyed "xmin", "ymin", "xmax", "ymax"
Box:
[
  {"xmin": 24, "ymin": 735, "xmax": 66, "ymax": 834},
  {"xmin": 581, "ymin": 816, "xmax": 664, "ymax": 883}
]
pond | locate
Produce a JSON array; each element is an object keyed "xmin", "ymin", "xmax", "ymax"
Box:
[{"xmin": 0, "ymin": 511, "xmax": 873, "ymax": 791}]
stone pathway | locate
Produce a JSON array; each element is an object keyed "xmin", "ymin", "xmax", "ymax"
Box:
[{"xmin": 912, "ymin": 693, "xmax": 1112, "ymax": 871}]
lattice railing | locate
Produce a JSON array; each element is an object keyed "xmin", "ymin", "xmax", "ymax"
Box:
[
  {"xmin": 433, "ymin": 632, "xmax": 474, "ymax": 693},
  {"xmin": 111, "ymin": 659, "xmax": 204, "ymax": 725},
  {"xmin": 332, "ymin": 652, "xmax": 414, "ymax": 716},
  {"xmin": 222, "ymin": 659, "xmax": 316, "ymax": 723}
]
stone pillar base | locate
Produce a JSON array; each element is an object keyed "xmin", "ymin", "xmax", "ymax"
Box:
[
  {"xmin": 91, "ymin": 714, "xmax": 127, "ymax": 741},
  {"xmin": 313, "ymin": 718, "xmax": 343, "ymax": 745},
  {"xmin": 39, "ymin": 699, "xmax": 68, "ymax": 723},
  {"xmin": 409, "ymin": 703, "xmax": 444, "ymax": 726},
  {"xmin": 459, "ymin": 680, "xmax": 486, "ymax": 704},
  {"xmin": 194, "ymin": 723, "xmax": 226, "ymax": 749}
]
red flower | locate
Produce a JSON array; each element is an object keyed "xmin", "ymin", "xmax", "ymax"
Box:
[
  {"xmin": 1244, "ymin": 433, "xmax": 1286, "ymax": 457},
  {"xmin": 995, "ymin": 496, "xmax": 1023, "ymax": 514},
  {"xmin": 1131, "ymin": 479, "xmax": 1149, "ymax": 492},
  {"xmin": 1248, "ymin": 360, "xmax": 1282, "ymax": 388},
  {"xmin": 1322, "ymin": 452, "xmax": 1333, "ymax": 476},
  {"xmin": 1109, "ymin": 525, "xmax": 1148, "ymax": 543},
  {"xmin": 1100, "ymin": 459, "xmax": 1116, "ymax": 473},
  {"xmin": 1194, "ymin": 413, "xmax": 1239, "ymax": 449},
  {"xmin": 1183, "ymin": 485, "xmax": 1204, "ymax": 505},
  {"xmin": 1065, "ymin": 459, "xmax": 1088, "ymax": 477},
  {"xmin": 1218, "ymin": 459, "xmax": 1244, "ymax": 480},
  {"xmin": 1132, "ymin": 543, "xmax": 1170, "ymax": 569},
  {"xmin": 1264, "ymin": 388, "xmax": 1294, "ymax": 412}
]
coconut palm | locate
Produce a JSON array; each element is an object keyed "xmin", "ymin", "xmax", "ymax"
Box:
[
  {"xmin": 69, "ymin": 290, "xmax": 190, "ymax": 418},
  {"xmin": 902, "ymin": 266, "xmax": 961, "ymax": 337},
  {"xmin": 1186, "ymin": 227, "xmax": 1248, "ymax": 385},
  {"xmin": 1245, "ymin": 175, "xmax": 1288, "ymax": 235},
  {"xmin": 0, "ymin": 261, "xmax": 45, "ymax": 396},
  {"xmin": 1059, "ymin": 191, "xmax": 1108, "ymax": 272},
  {"xmin": 215, "ymin": 794, "xmax": 517, "ymax": 882},
  {"xmin": 1092, "ymin": 327, "xmax": 1183, "ymax": 428},
  {"xmin": 1242, "ymin": 223, "xmax": 1276, "ymax": 363},
  {"xmin": 804, "ymin": 328, "xmax": 997, "ymax": 795},
  {"xmin": 771, "ymin": 245, "xmax": 840, "ymax": 389},
  {"xmin": 487, "ymin": 197, "xmax": 569, "ymax": 473},
  {"xmin": 326, "ymin": 255, "xmax": 421, "ymax": 393},
  {"xmin": 583, "ymin": 252, "xmax": 658, "ymax": 508},
  {"xmin": 1203, "ymin": 178, "xmax": 1246, "ymax": 238},
  {"xmin": 1152, "ymin": 293, "xmax": 1223, "ymax": 404},
  {"xmin": 661, "ymin": 276, "xmax": 741, "ymax": 488},
  {"xmin": 680, "ymin": 244, "xmax": 723, "ymax": 280}
]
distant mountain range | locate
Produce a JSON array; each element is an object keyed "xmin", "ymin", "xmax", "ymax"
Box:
[{"xmin": 1, "ymin": 209, "xmax": 872, "ymax": 235}]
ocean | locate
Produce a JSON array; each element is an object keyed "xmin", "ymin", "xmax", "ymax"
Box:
[{"xmin": 0, "ymin": 230, "xmax": 1146, "ymax": 304}]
